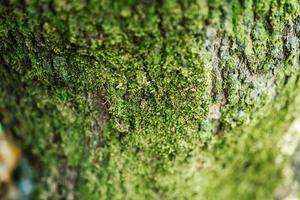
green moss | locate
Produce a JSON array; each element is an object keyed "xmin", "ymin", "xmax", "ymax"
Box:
[{"xmin": 0, "ymin": 0, "xmax": 300, "ymax": 199}]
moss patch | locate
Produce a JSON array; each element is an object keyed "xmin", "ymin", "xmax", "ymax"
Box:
[{"xmin": 0, "ymin": 0, "xmax": 300, "ymax": 199}]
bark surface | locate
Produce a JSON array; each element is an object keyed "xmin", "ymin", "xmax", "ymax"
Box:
[{"xmin": 0, "ymin": 0, "xmax": 300, "ymax": 199}]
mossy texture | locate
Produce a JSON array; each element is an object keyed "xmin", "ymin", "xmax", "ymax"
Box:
[{"xmin": 0, "ymin": 0, "xmax": 300, "ymax": 199}]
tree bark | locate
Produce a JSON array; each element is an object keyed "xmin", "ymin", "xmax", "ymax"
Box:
[{"xmin": 0, "ymin": 0, "xmax": 300, "ymax": 199}]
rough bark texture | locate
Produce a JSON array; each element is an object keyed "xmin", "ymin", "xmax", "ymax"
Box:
[{"xmin": 0, "ymin": 0, "xmax": 300, "ymax": 199}]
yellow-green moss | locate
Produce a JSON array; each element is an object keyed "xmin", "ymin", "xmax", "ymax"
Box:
[{"xmin": 0, "ymin": 0, "xmax": 300, "ymax": 199}]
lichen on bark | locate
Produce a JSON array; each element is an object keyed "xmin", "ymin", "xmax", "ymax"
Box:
[{"xmin": 0, "ymin": 0, "xmax": 300, "ymax": 199}]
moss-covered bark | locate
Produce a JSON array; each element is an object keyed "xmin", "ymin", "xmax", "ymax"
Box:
[{"xmin": 0, "ymin": 0, "xmax": 300, "ymax": 199}]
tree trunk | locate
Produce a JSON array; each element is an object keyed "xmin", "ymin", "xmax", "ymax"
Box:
[{"xmin": 1, "ymin": 0, "xmax": 300, "ymax": 199}]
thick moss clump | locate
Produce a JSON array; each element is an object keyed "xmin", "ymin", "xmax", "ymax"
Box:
[{"xmin": 0, "ymin": 0, "xmax": 300, "ymax": 199}]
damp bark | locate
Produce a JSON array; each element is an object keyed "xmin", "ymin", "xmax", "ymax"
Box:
[{"xmin": 0, "ymin": 1, "xmax": 300, "ymax": 199}]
